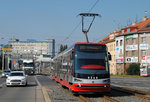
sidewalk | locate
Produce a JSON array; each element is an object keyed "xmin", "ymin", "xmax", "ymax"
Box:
[{"xmin": 36, "ymin": 86, "xmax": 45, "ymax": 102}]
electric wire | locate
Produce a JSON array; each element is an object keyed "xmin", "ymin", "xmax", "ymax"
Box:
[
  {"xmin": 88, "ymin": 0, "xmax": 100, "ymax": 13},
  {"xmin": 57, "ymin": 0, "xmax": 100, "ymax": 46}
]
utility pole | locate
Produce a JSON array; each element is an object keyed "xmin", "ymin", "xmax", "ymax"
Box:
[
  {"xmin": 2, "ymin": 49, "xmax": 4, "ymax": 72},
  {"xmin": 52, "ymin": 39, "xmax": 55, "ymax": 58},
  {"xmin": 79, "ymin": 13, "xmax": 100, "ymax": 42}
]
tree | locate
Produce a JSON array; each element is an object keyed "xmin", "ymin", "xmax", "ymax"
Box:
[
  {"xmin": 59, "ymin": 44, "xmax": 68, "ymax": 53},
  {"xmin": 126, "ymin": 63, "xmax": 140, "ymax": 75}
]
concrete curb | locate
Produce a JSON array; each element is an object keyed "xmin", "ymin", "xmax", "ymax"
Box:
[
  {"xmin": 35, "ymin": 75, "xmax": 51, "ymax": 102},
  {"xmin": 42, "ymin": 87, "xmax": 51, "ymax": 102}
]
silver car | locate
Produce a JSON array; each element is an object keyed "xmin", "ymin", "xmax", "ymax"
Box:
[
  {"xmin": 6, "ymin": 71, "xmax": 28, "ymax": 87},
  {"xmin": 1, "ymin": 70, "xmax": 11, "ymax": 78}
]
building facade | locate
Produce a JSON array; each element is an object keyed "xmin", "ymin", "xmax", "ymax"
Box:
[
  {"xmin": 10, "ymin": 41, "xmax": 50, "ymax": 56},
  {"xmin": 115, "ymin": 17, "xmax": 150, "ymax": 74},
  {"xmin": 100, "ymin": 31, "xmax": 119, "ymax": 75},
  {"xmin": 101, "ymin": 16, "xmax": 150, "ymax": 74}
]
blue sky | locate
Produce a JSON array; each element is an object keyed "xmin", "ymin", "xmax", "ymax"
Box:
[{"xmin": 0, "ymin": 0, "xmax": 150, "ymax": 52}]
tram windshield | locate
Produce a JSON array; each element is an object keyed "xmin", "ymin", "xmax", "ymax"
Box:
[{"xmin": 74, "ymin": 44, "xmax": 109, "ymax": 76}]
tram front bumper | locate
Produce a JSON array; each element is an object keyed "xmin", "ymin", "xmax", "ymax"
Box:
[{"xmin": 72, "ymin": 83, "xmax": 110, "ymax": 92}]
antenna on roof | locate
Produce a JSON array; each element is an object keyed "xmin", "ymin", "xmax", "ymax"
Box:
[
  {"xmin": 79, "ymin": 13, "xmax": 101, "ymax": 42},
  {"xmin": 145, "ymin": 11, "xmax": 148, "ymax": 17}
]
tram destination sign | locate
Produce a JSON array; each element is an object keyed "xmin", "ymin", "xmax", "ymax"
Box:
[{"xmin": 77, "ymin": 44, "xmax": 106, "ymax": 52}]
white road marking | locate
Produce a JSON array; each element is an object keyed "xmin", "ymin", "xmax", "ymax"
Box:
[{"xmin": 34, "ymin": 76, "xmax": 42, "ymax": 87}]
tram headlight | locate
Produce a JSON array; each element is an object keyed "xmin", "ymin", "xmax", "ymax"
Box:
[{"xmin": 74, "ymin": 78, "xmax": 82, "ymax": 82}]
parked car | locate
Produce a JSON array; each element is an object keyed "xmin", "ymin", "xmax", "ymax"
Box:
[
  {"xmin": 6, "ymin": 71, "xmax": 28, "ymax": 87},
  {"xmin": 1, "ymin": 70, "xmax": 11, "ymax": 78}
]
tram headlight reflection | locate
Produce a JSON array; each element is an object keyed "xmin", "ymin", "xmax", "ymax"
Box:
[
  {"xmin": 103, "ymin": 79, "xmax": 110, "ymax": 83},
  {"xmin": 74, "ymin": 78, "xmax": 82, "ymax": 82}
]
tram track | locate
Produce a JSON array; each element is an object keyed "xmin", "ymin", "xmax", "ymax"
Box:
[
  {"xmin": 62, "ymin": 86, "xmax": 120, "ymax": 102},
  {"xmin": 103, "ymin": 95, "xmax": 119, "ymax": 102},
  {"xmin": 45, "ymin": 81, "xmax": 150, "ymax": 102},
  {"xmin": 77, "ymin": 93, "xmax": 120, "ymax": 102},
  {"xmin": 44, "ymin": 75, "xmax": 150, "ymax": 102},
  {"xmin": 79, "ymin": 95, "xmax": 92, "ymax": 102},
  {"xmin": 118, "ymin": 86, "xmax": 150, "ymax": 96},
  {"xmin": 66, "ymin": 86, "xmax": 150, "ymax": 102},
  {"xmin": 41, "ymin": 75, "xmax": 150, "ymax": 102},
  {"xmin": 111, "ymin": 86, "xmax": 150, "ymax": 101}
]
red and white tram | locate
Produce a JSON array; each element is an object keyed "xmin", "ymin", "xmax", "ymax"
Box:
[{"xmin": 52, "ymin": 42, "xmax": 111, "ymax": 94}]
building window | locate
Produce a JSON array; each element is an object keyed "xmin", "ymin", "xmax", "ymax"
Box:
[
  {"xmin": 141, "ymin": 50, "xmax": 146, "ymax": 56},
  {"xmin": 141, "ymin": 37, "xmax": 146, "ymax": 43},
  {"xmin": 116, "ymin": 40, "xmax": 118, "ymax": 46},
  {"xmin": 122, "ymin": 30, "xmax": 124, "ymax": 34},
  {"xmin": 127, "ymin": 28, "xmax": 130, "ymax": 33},
  {"xmin": 132, "ymin": 51, "xmax": 136, "ymax": 57},
  {"xmin": 132, "ymin": 38, "xmax": 136, "ymax": 44},
  {"xmin": 126, "ymin": 51, "xmax": 129, "ymax": 57},
  {"xmin": 126, "ymin": 39, "xmax": 129, "ymax": 45},
  {"xmin": 120, "ymin": 40, "xmax": 123, "ymax": 46}
]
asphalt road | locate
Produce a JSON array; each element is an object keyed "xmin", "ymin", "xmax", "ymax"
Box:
[
  {"xmin": 0, "ymin": 75, "xmax": 44, "ymax": 102},
  {"xmin": 111, "ymin": 76, "xmax": 150, "ymax": 92},
  {"xmin": 1, "ymin": 74, "xmax": 150, "ymax": 102},
  {"xmin": 0, "ymin": 76, "xmax": 6, "ymax": 88}
]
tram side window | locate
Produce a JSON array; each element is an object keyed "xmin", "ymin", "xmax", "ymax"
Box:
[
  {"xmin": 62, "ymin": 55, "xmax": 67, "ymax": 73},
  {"xmin": 57, "ymin": 57, "xmax": 61, "ymax": 76},
  {"xmin": 55, "ymin": 59, "xmax": 59, "ymax": 75},
  {"xmin": 53, "ymin": 59, "xmax": 56, "ymax": 74},
  {"xmin": 70, "ymin": 50, "xmax": 74, "ymax": 74},
  {"xmin": 60, "ymin": 57, "xmax": 62, "ymax": 70},
  {"xmin": 65, "ymin": 55, "xmax": 67, "ymax": 72},
  {"xmin": 66, "ymin": 54, "xmax": 70, "ymax": 73},
  {"xmin": 62, "ymin": 56, "xmax": 64, "ymax": 71}
]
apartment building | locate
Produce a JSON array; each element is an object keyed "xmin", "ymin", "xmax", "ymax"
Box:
[
  {"xmin": 115, "ymin": 17, "xmax": 150, "ymax": 74},
  {"xmin": 100, "ymin": 16, "xmax": 150, "ymax": 74}
]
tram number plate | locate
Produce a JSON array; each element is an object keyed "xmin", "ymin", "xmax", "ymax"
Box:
[{"xmin": 92, "ymin": 81, "xmax": 94, "ymax": 83}]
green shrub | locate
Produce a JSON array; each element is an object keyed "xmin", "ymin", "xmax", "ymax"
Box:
[{"xmin": 126, "ymin": 63, "xmax": 140, "ymax": 75}]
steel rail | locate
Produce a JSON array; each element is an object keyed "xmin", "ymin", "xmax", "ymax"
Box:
[
  {"xmin": 61, "ymin": 86, "xmax": 92, "ymax": 102},
  {"xmin": 112, "ymin": 87, "xmax": 150, "ymax": 101},
  {"xmin": 79, "ymin": 95, "xmax": 92, "ymax": 102},
  {"xmin": 120, "ymin": 86, "xmax": 150, "ymax": 96},
  {"xmin": 103, "ymin": 95, "xmax": 119, "ymax": 102},
  {"xmin": 62, "ymin": 85, "xmax": 119, "ymax": 102}
]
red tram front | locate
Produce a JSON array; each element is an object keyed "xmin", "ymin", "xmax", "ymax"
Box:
[{"xmin": 52, "ymin": 42, "xmax": 111, "ymax": 94}]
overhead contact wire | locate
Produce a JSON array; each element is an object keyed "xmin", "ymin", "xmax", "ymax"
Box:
[{"xmin": 59, "ymin": 0, "xmax": 100, "ymax": 44}]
